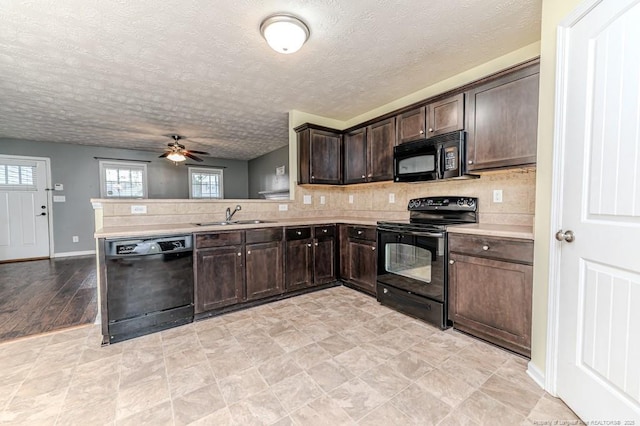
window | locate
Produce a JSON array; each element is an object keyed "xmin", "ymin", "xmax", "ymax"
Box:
[
  {"xmin": 99, "ymin": 161, "xmax": 148, "ymax": 198},
  {"xmin": 189, "ymin": 167, "xmax": 223, "ymax": 199},
  {"xmin": 0, "ymin": 163, "xmax": 37, "ymax": 191}
]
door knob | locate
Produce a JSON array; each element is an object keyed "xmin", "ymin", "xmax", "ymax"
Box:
[{"xmin": 555, "ymin": 230, "xmax": 575, "ymax": 243}]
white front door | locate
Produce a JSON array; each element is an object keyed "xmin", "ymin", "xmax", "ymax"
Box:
[
  {"xmin": 554, "ymin": 0, "xmax": 640, "ymax": 421},
  {"xmin": 0, "ymin": 155, "xmax": 51, "ymax": 261}
]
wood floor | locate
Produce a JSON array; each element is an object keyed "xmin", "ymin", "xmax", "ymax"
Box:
[{"xmin": 0, "ymin": 255, "xmax": 97, "ymax": 343}]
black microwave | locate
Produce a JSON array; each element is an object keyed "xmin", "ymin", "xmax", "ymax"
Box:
[{"xmin": 393, "ymin": 131, "xmax": 477, "ymax": 182}]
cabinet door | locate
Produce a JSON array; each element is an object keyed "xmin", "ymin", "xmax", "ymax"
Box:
[
  {"xmin": 466, "ymin": 64, "xmax": 540, "ymax": 171},
  {"xmin": 426, "ymin": 93, "xmax": 464, "ymax": 137},
  {"xmin": 245, "ymin": 241, "xmax": 283, "ymax": 301},
  {"xmin": 366, "ymin": 117, "xmax": 395, "ymax": 182},
  {"xmin": 396, "ymin": 106, "xmax": 426, "ymax": 144},
  {"xmin": 347, "ymin": 240, "xmax": 377, "ymax": 294},
  {"xmin": 448, "ymin": 253, "xmax": 532, "ymax": 357},
  {"xmin": 310, "ymin": 129, "xmax": 342, "ymax": 184},
  {"xmin": 285, "ymin": 239, "xmax": 313, "ymax": 291},
  {"xmin": 343, "ymin": 128, "xmax": 367, "ymax": 184},
  {"xmin": 338, "ymin": 225, "xmax": 349, "ymax": 280},
  {"xmin": 195, "ymin": 246, "xmax": 243, "ymax": 313},
  {"xmin": 313, "ymin": 237, "xmax": 335, "ymax": 285}
]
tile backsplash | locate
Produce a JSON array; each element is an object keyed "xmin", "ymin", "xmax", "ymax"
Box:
[{"xmin": 96, "ymin": 168, "xmax": 535, "ymax": 228}]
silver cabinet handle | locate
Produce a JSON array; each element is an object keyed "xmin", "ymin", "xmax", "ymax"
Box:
[
  {"xmin": 367, "ymin": 174, "xmax": 372, "ymax": 178},
  {"xmin": 555, "ymin": 230, "xmax": 575, "ymax": 243},
  {"xmin": 322, "ymin": 229, "xmax": 328, "ymax": 233},
  {"xmin": 371, "ymin": 246, "xmax": 376, "ymax": 251},
  {"xmin": 297, "ymin": 231, "xmax": 301, "ymax": 235},
  {"xmin": 361, "ymin": 175, "xmax": 365, "ymax": 178},
  {"xmin": 468, "ymin": 160, "xmax": 474, "ymax": 165},
  {"xmin": 247, "ymin": 250, "xmax": 251, "ymax": 255},
  {"xmin": 307, "ymin": 243, "xmax": 312, "ymax": 248},
  {"xmin": 482, "ymin": 245, "xmax": 490, "ymax": 251},
  {"xmin": 314, "ymin": 242, "xmax": 318, "ymax": 246},
  {"xmin": 449, "ymin": 260, "xmax": 455, "ymax": 264},
  {"xmin": 357, "ymin": 230, "xmax": 363, "ymax": 235},
  {"xmin": 383, "ymin": 288, "xmax": 389, "ymax": 294},
  {"xmin": 428, "ymin": 128, "xmax": 434, "ymax": 132},
  {"xmin": 237, "ymin": 252, "xmax": 241, "ymax": 256},
  {"xmin": 419, "ymin": 130, "xmax": 424, "ymax": 134},
  {"xmin": 311, "ymin": 175, "xmax": 315, "ymax": 180}
]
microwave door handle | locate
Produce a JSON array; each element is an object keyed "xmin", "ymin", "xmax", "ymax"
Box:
[{"xmin": 436, "ymin": 146, "xmax": 444, "ymax": 179}]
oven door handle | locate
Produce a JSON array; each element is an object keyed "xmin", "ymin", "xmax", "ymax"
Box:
[{"xmin": 377, "ymin": 227, "xmax": 444, "ymax": 238}]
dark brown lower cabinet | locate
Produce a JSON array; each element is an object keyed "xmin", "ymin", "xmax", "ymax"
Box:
[
  {"xmin": 246, "ymin": 240, "xmax": 283, "ymax": 301},
  {"xmin": 313, "ymin": 237, "xmax": 335, "ymax": 284},
  {"xmin": 285, "ymin": 237, "xmax": 313, "ymax": 291},
  {"xmin": 195, "ymin": 245, "xmax": 243, "ymax": 313},
  {"xmin": 448, "ymin": 233, "xmax": 533, "ymax": 357},
  {"xmin": 338, "ymin": 224, "xmax": 377, "ymax": 295}
]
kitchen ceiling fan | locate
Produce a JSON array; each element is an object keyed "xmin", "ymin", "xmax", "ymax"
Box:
[{"xmin": 159, "ymin": 135, "xmax": 211, "ymax": 163}]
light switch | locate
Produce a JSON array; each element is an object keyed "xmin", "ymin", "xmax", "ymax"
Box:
[
  {"xmin": 320, "ymin": 196, "xmax": 326, "ymax": 205},
  {"xmin": 53, "ymin": 195, "xmax": 66, "ymax": 202},
  {"xmin": 493, "ymin": 189, "xmax": 503, "ymax": 203},
  {"xmin": 279, "ymin": 204, "xmax": 288, "ymax": 211},
  {"xmin": 348, "ymin": 195, "xmax": 354, "ymax": 204},
  {"xmin": 388, "ymin": 193, "xmax": 395, "ymax": 204},
  {"xmin": 303, "ymin": 195, "xmax": 312, "ymax": 205},
  {"xmin": 276, "ymin": 165, "xmax": 285, "ymax": 176}
]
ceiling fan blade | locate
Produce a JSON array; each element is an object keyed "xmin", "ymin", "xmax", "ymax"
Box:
[
  {"xmin": 187, "ymin": 150, "xmax": 211, "ymax": 155},
  {"xmin": 184, "ymin": 152, "xmax": 204, "ymax": 162},
  {"xmin": 159, "ymin": 152, "xmax": 170, "ymax": 158}
]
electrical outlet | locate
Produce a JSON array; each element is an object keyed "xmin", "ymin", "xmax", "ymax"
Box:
[
  {"xmin": 493, "ymin": 189, "xmax": 503, "ymax": 203},
  {"xmin": 303, "ymin": 195, "xmax": 312, "ymax": 205},
  {"xmin": 320, "ymin": 196, "xmax": 326, "ymax": 205},
  {"xmin": 348, "ymin": 194, "xmax": 354, "ymax": 204},
  {"xmin": 72, "ymin": 236, "xmax": 79, "ymax": 243},
  {"xmin": 388, "ymin": 193, "xmax": 395, "ymax": 204},
  {"xmin": 278, "ymin": 204, "xmax": 288, "ymax": 211},
  {"xmin": 131, "ymin": 205, "xmax": 147, "ymax": 214}
]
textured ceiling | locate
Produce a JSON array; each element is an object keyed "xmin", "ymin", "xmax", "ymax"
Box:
[{"xmin": 0, "ymin": 1, "xmax": 542, "ymax": 160}]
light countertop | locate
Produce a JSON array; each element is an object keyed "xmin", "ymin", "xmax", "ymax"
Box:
[
  {"xmin": 446, "ymin": 223, "xmax": 534, "ymax": 240},
  {"xmin": 94, "ymin": 217, "xmax": 378, "ymax": 239}
]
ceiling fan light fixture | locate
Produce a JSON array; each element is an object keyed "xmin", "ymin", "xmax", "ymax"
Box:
[
  {"xmin": 166, "ymin": 152, "xmax": 186, "ymax": 162},
  {"xmin": 260, "ymin": 14, "xmax": 309, "ymax": 54}
]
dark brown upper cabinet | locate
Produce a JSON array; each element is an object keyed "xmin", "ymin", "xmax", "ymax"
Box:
[
  {"xmin": 296, "ymin": 124, "xmax": 342, "ymax": 185},
  {"xmin": 396, "ymin": 94, "xmax": 464, "ymax": 144},
  {"xmin": 428, "ymin": 93, "xmax": 464, "ymax": 136},
  {"xmin": 343, "ymin": 127, "xmax": 367, "ymax": 184},
  {"xmin": 343, "ymin": 118, "xmax": 395, "ymax": 184},
  {"xmin": 366, "ymin": 117, "xmax": 395, "ymax": 182},
  {"xmin": 465, "ymin": 63, "xmax": 540, "ymax": 171}
]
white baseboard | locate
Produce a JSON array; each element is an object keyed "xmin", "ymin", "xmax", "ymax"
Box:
[
  {"xmin": 52, "ymin": 250, "xmax": 96, "ymax": 258},
  {"xmin": 527, "ymin": 360, "xmax": 546, "ymax": 390}
]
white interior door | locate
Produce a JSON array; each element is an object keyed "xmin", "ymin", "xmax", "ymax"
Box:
[
  {"xmin": 554, "ymin": 0, "xmax": 640, "ymax": 421},
  {"xmin": 0, "ymin": 156, "xmax": 51, "ymax": 261}
]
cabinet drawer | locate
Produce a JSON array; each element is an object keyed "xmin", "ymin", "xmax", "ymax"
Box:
[
  {"xmin": 448, "ymin": 234, "xmax": 533, "ymax": 265},
  {"xmin": 246, "ymin": 227, "xmax": 283, "ymax": 244},
  {"xmin": 314, "ymin": 225, "xmax": 335, "ymax": 239},
  {"xmin": 196, "ymin": 232, "xmax": 243, "ymax": 249},
  {"xmin": 285, "ymin": 227, "xmax": 312, "ymax": 241},
  {"xmin": 347, "ymin": 226, "xmax": 376, "ymax": 242}
]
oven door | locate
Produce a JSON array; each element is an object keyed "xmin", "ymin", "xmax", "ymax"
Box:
[{"xmin": 377, "ymin": 228, "xmax": 446, "ymax": 302}]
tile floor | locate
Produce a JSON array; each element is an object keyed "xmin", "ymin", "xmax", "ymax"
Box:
[{"xmin": 0, "ymin": 286, "xmax": 580, "ymax": 425}]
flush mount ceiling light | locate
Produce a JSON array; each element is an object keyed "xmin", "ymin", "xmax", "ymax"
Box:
[{"xmin": 260, "ymin": 14, "xmax": 310, "ymax": 54}]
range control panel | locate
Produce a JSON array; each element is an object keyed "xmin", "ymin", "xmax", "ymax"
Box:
[{"xmin": 407, "ymin": 196, "xmax": 478, "ymax": 211}]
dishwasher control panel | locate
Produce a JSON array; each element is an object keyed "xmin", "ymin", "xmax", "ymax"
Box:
[{"xmin": 106, "ymin": 235, "xmax": 193, "ymax": 257}]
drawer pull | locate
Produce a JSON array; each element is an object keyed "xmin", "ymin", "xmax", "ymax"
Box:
[
  {"xmin": 247, "ymin": 250, "xmax": 251, "ymax": 255},
  {"xmin": 482, "ymin": 245, "xmax": 490, "ymax": 251},
  {"xmin": 371, "ymin": 246, "xmax": 376, "ymax": 251},
  {"xmin": 237, "ymin": 252, "xmax": 241, "ymax": 256},
  {"xmin": 449, "ymin": 260, "xmax": 455, "ymax": 264},
  {"xmin": 357, "ymin": 230, "xmax": 363, "ymax": 235},
  {"xmin": 322, "ymin": 229, "xmax": 327, "ymax": 233},
  {"xmin": 307, "ymin": 243, "xmax": 312, "ymax": 248},
  {"xmin": 314, "ymin": 242, "xmax": 318, "ymax": 246},
  {"xmin": 297, "ymin": 231, "xmax": 302, "ymax": 235}
]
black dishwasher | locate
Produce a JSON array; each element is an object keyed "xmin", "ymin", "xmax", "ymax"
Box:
[{"xmin": 105, "ymin": 234, "xmax": 194, "ymax": 343}]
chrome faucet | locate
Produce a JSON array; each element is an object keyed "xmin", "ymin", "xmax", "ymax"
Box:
[{"xmin": 225, "ymin": 204, "xmax": 241, "ymax": 222}]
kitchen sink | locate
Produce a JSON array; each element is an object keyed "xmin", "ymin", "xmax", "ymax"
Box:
[{"xmin": 194, "ymin": 220, "xmax": 276, "ymax": 226}]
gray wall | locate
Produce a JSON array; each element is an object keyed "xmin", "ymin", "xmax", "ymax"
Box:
[
  {"xmin": 248, "ymin": 145, "xmax": 290, "ymax": 199},
  {"xmin": 0, "ymin": 138, "xmax": 249, "ymax": 254}
]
